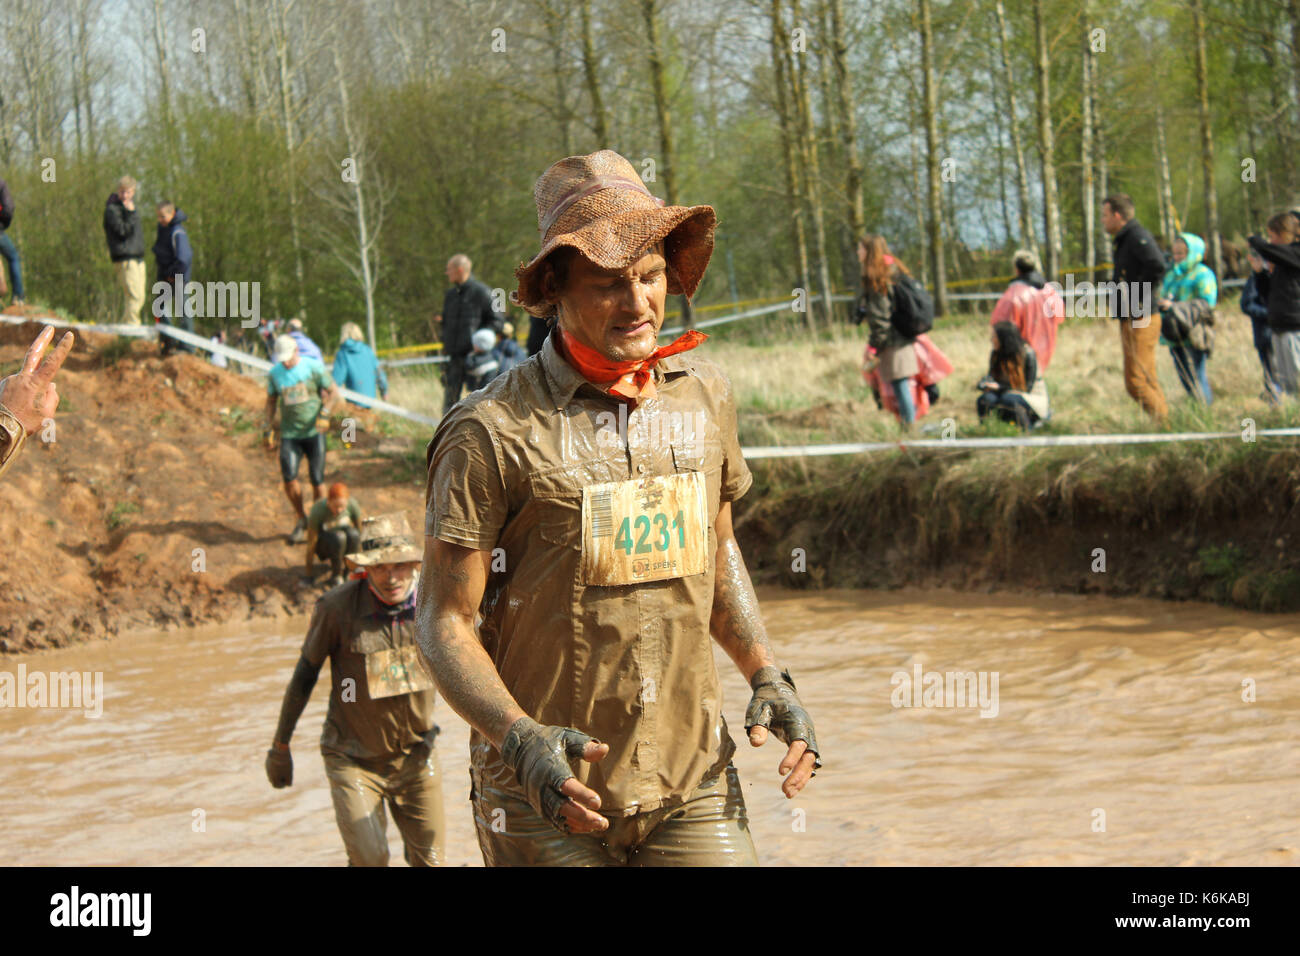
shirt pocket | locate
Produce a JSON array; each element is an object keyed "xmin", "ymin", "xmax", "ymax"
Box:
[
  {"xmin": 671, "ymin": 438, "xmax": 725, "ymax": 524},
  {"xmin": 528, "ymin": 457, "xmax": 626, "ymax": 551},
  {"xmin": 349, "ymin": 629, "xmax": 390, "ymax": 656}
]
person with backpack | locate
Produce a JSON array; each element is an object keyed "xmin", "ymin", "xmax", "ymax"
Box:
[
  {"xmin": 0, "ymin": 176, "xmax": 25, "ymax": 306},
  {"xmin": 152, "ymin": 200, "xmax": 193, "ymax": 355},
  {"xmin": 1156, "ymin": 232, "xmax": 1217, "ymax": 405},
  {"xmin": 856, "ymin": 234, "xmax": 930, "ymax": 428},
  {"xmin": 1247, "ymin": 212, "xmax": 1300, "ymax": 395}
]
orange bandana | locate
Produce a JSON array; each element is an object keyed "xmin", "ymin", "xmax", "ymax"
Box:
[{"xmin": 558, "ymin": 327, "xmax": 707, "ymax": 401}]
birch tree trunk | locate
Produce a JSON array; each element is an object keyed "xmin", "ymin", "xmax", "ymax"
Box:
[
  {"xmin": 1031, "ymin": 0, "xmax": 1062, "ymax": 280},
  {"xmin": 993, "ymin": 0, "xmax": 1036, "ymax": 256},
  {"xmin": 919, "ymin": 0, "xmax": 948, "ymax": 314},
  {"xmin": 790, "ymin": 0, "xmax": 834, "ymax": 326},
  {"xmin": 641, "ymin": 0, "xmax": 694, "ymax": 327},
  {"xmin": 770, "ymin": 0, "xmax": 813, "ymax": 331},
  {"xmin": 1156, "ymin": 104, "xmax": 1176, "ymax": 241},
  {"xmin": 1192, "ymin": 0, "xmax": 1222, "ymax": 275},
  {"xmin": 830, "ymin": 0, "xmax": 865, "ymax": 301},
  {"xmin": 579, "ymin": 0, "xmax": 609, "ymax": 144},
  {"xmin": 1081, "ymin": 0, "xmax": 1096, "ymax": 280}
]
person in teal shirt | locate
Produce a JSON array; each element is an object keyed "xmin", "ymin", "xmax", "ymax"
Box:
[
  {"xmin": 266, "ymin": 335, "xmax": 341, "ymax": 543},
  {"xmin": 1158, "ymin": 231, "xmax": 1217, "ymax": 404},
  {"xmin": 332, "ymin": 321, "xmax": 388, "ymax": 408}
]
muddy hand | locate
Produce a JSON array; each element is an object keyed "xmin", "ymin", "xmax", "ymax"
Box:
[
  {"xmin": 501, "ymin": 716, "xmax": 609, "ymax": 835},
  {"xmin": 0, "ymin": 326, "xmax": 75, "ymax": 434},
  {"xmin": 745, "ymin": 666, "xmax": 821, "ymax": 798},
  {"xmin": 265, "ymin": 746, "xmax": 293, "ymax": 788}
]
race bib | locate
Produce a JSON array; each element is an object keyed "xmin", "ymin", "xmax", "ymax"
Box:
[
  {"xmin": 581, "ymin": 472, "xmax": 709, "ymax": 585},
  {"xmin": 364, "ymin": 645, "xmax": 435, "ymax": 700}
]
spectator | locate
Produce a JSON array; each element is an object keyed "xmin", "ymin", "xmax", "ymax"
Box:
[
  {"xmin": 1102, "ymin": 193, "xmax": 1167, "ymax": 420},
  {"xmin": 857, "ymin": 234, "xmax": 921, "ymax": 428},
  {"xmin": 303, "ymin": 482, "xmax": 363, "ymax": 588},
  {"xmin": 1241, "ymin": 249, "xmax": 1281, "ymax": 403},
  {"xmin": 152, "ymin": 200, "xmax": 193, "ymax": 355},
  {"xmin": 0, "ymin": 175, "xmax": 25, "ymax": 305},
  {"xmin": 434, "ymin": 253, "xmax": 505, "ymax": 414},
  {"xmin": 977, "ymin": 321, "xmax": 1050, "ymax": 430},
  {"xmin": 103, "ymin": 175, "xmax": 146, "ymax": 325},
  {"xmin": 1247, "ymin": 212, "xmax": 1300, "ymax": 396},
  {"xmin": 287, "ymin": 317, "xmax": 323, "ymax": 362},
  {"xmin": 332, "ymin": 321, "xmax": 388, "ymax": 406},
  {"xmin": 1156, "ymin": 232, "xmax": 1217, "ymax": 405},
  {"xmin": 463, "ymin": 328, "xmax": 501, "ymax": 392},
  {"xmin": 494, "ymin": 322, "xmax": 527, "ymax": 378},
  {"xmin": 990, "ymin": 249, "xmax": 1065, "ymax": 370}
]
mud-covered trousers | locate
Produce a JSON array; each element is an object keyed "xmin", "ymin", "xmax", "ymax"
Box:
[
  {"xmin": 322, "ymin": 737, "xmax": 445, "ymax": 866},
  {"xmin": 472, "ymin": 764, "xmax": 759, "ymax": 866}
]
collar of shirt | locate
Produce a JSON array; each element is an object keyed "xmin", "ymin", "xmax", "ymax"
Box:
[
  {"xmin": 538, "ymin": 328, "xmax": 695, "ymax": 411},
  {"xmin": 359, "ymin": 581, "xmax": 417, "ymax": 622}
]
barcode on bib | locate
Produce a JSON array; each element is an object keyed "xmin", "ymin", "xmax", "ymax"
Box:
[{"xmin": 589, "ymin": 489, "xmax": 614, "ymax": 537}]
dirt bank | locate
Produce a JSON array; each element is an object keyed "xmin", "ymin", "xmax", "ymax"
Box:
[
  {"xmin": 736, "ymin": 428, "xmax": 1300, "ymax": 613},
  {"xmin": 0, "ymin": 313, "xmax": 428, "ymax": 652}
]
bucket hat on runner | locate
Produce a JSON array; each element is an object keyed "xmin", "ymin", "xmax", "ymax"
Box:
[
  {"xmin": 511, "ymin": 149, "xmax": 717, "ymax": 318},
  {"xmin": 346, "ymin": 512, "xmax": 423, "ymax": 567}
]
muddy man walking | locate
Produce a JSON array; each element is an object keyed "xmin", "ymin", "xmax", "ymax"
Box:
[{"xmin": 418, "ymin": 149, "xmax": 821, "ymax": 866}]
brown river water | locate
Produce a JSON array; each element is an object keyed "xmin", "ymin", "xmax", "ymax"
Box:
[{"xmin": 1, "ymin": 587, "xmax": 1296, "ymax": 866}]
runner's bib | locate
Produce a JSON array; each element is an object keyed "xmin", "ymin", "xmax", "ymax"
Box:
[
  {"xmin": 364, "ymin": 645, "xmax": 435, "ymax": 699},
  {"xmin": 581, "ymin": 472, "xmax": 709, "ymax": 585}
]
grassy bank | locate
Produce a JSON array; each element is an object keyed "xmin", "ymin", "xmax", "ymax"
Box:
[{"xmin": 377, "ymin": 299, "xmax": 1300, "ymax": 612}]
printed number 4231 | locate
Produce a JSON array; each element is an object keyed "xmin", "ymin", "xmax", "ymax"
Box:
[{"xmin": 615, "ymin": 510, "xmax": 686, "ymax": 555}]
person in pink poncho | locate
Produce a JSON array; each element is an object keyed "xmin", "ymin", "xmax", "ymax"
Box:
[
  {"xmin": 856, "ymin": 235, "xmax": 953, "ymax": 428},
  {"xmin": 990, "ymin": 249, "xmax": 1065, "ymax": 370}
]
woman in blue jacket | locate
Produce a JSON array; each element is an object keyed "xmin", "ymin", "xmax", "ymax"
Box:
[
  {"xmin": 332, "ymin": 322, "xmax": 388, "ymax": 407},
  {"xmin": 1157, "ymin": 231, "xmax": 1217, "ymax": 404}
]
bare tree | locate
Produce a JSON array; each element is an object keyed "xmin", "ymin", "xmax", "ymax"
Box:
[
  {"xmin": 1031, "ymin": 0, "xmax": 1062, "ymax": 279},
  {"xmin": 1192, "ymin": 0, "xmax": 1221, "ymax": 275},
  {"xmin": 993, "ymin": 0, "xmax": 1037, "ymax": 257},
  {"xmin": 919, "ymin": 0, "xmax": 948, "ymax": 313}
]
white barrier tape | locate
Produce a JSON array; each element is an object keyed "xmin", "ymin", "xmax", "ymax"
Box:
[{"xmin": 741, "ymin": 427, "xmax": 1300, "ymax": 459}]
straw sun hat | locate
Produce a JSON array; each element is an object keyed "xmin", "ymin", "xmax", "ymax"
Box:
[
  {"xmin": 346, "ymin": 513, "xmax": 423, "ymax": 567},
  {"xmin": 511, "ymin": 149, "xmax": 717, "ymax": 318}
]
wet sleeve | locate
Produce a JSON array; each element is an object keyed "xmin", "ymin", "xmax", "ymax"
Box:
[
  {"xmin": 306, "ymin": 499, "xmax": 324, "ymax": 535},
  {"xmin": 300, "ymin": 599, "xmax": 336, "ymax": 667},
  {"xmin": 316, "ymin": 362, "xmax": 335, "ymax": 391},
  {"xmin": 266, "ymin": 372, "xmax": 278, "ymax": 396},
  {"xmin": 718, "ymin": 372, "xmax": 753, "ymax": 503},
  {"xmin": 424, "ymin": 412, "xmax": 509, "ymax": 550}
]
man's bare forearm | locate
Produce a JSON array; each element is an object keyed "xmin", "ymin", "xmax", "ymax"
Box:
[
  {"xmin": 415, "ymin": 548, "xmax": 526, "ymax": 748},
  {"xmin": 710, "ymin": 533, "xmax": 777, "ymax": 683}
]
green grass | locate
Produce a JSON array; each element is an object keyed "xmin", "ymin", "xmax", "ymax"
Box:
[{"xmin": 106, "ymin": 501, "xmax": 140, "ymax": 531}]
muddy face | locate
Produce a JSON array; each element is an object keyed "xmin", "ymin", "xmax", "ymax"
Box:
[
  {"xmin": 557, "ymin": 248, "xmax": 668, "ymax": 363},
  {"xmin": 367, "ymin": 561, "xmax": 419, "ymax": 604}
]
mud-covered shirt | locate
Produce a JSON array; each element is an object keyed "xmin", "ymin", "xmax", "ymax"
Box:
[
  {"xmin": 268, "ymin": 358, "xmax": 333, "ymax": 439},
  {"xmin": 424, "ymin": 332, "xmax": 752, "ymax": 816},
  {"xmin": 300, "ymin": 579, "xmax": 437, "ymax": 760}
]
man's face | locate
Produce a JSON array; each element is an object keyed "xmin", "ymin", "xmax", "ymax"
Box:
[
  {"xmin": 367, "ymin": 561, "xmax": 419, "ymax": 603},
  {"xmin": 556, "ymin": 249, "xmax": 668, "ymax": 363},
  {"xmin": 156, "ymin": 207, "xmax": 174, "ymax": 226},
  {"xmin": 327, "ymin": 496, "xmax": 347, "ymax": 517},
  {"xmin": 1101, "ymin": 203, "xmax": 1125, "ymax": 236},
  {"xmin": 446, "ymin": 261, "xmax": 468, "ymax": 284},
  {"xmin": 121, "ymin": 186, "xmax": 135, "ymax": 205},
  {"xmin": 283, "ymin": 349, "xmax": 299, "ymax": 369}
]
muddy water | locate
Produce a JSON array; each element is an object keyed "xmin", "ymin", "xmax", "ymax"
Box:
[{"xmin": 1, "ymin": 588, "xmax": 1296, "ymax": 866}]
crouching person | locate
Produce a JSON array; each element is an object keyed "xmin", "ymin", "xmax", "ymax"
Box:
[
  {"xmin": 266, "ymin": 513, "xmax": 445, "ymax": 866},
  {"xmin": 977, "ymin": 321, "xmax": 1049, "ymax": 430}
]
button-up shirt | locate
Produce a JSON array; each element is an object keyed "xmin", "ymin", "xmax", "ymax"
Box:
[
  {"xmin": 424, "ymin": 332, "xmax": 752, "ymax": 815},
  {"xmin": 301, "ymin": 579, "xmax": 437, "ymax": 760}
]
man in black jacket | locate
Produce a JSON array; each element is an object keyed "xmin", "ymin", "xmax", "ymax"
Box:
[
  {"xmin": 1102, "ymin": 193, "xmax": 1167, "ymax": 420},
  {"xmin": 433, "ymin": 253, "xmax": 504, "ymax": 414},
  {"xmin": 103, "ymin": 175, "xmax": 147, "ymax": 325},
  {"xmin": 0, "ymin": 176, "xmax": 24, "ymax": 305}
]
